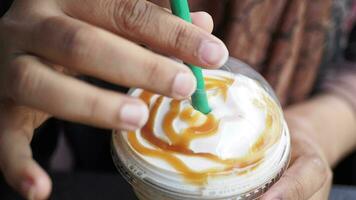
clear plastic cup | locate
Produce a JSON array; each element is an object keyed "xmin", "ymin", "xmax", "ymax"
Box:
[{"xmin": 111, "ymin": 57, "xmax": 291, "ymax": 200}]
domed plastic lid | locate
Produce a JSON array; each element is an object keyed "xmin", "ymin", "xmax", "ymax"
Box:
[{"xmin": 116, "ymin": 58, "xmax": 286, "ymax": 186}]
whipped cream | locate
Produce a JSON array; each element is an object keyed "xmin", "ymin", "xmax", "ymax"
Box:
[
  {"xmin": 122, "ymin": 69, "xmax": 283, "ymax": 174},
  {"xmin": 112, "ymin": 61, "xmax": 291, "ymax": 199}
]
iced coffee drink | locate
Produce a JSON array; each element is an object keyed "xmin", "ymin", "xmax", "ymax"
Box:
[{"xmin": 112, "ymin": 58, "xmax": 290, "ymax": 200}]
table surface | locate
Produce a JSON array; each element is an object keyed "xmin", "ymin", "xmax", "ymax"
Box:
[{"xmin": 0, "ymin": 172, "xmax": 355, "ymax": 200}]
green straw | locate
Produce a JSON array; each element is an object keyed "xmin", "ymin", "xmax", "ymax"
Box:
[{"xmin": 169, "ymin": 0, "xmax": 211, "ymax": 114}]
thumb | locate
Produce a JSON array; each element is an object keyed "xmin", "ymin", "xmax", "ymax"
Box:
[{"xmin": 0, "ymin": 128, "xmax": 52, "ymax": 200}]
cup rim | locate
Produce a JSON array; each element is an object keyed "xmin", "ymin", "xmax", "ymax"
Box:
[{"xmin": 111, "ymin": 57, "xmax": 291, "ymax": 199}]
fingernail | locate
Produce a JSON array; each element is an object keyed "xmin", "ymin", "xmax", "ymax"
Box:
[
  {"xmin": 172, "ymin": 72, "xmax": 196, "ymax": 98},
  {"xmin": 199, "ymin": 40, "xmax": 229, "ymax": 66},
  {"xmin": 21, "ymin": 180, "xmax": 36, "ymax": 200},
  {"xmin": 119, "ymin": 103, "xmax": 148, "ymax": 129}
]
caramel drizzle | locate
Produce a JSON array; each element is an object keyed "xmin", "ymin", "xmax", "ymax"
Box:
[
  {"xmin": 127, "ymin": 76, "xmax": 281, "ymax": 184},
  {"xmin": 205, "ymin": 76, "xmax": 234, "ymax": 100}
]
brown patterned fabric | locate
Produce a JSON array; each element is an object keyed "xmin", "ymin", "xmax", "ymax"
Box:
[
  {"xmin": 223, "ymin": 0, "xmax": 288, "ymax": 71},
  {"xmin": 262, "ymin": 0, "xmax": 306, "ymax": 105},
  {"xmin": 322, "ymin": 62, "xmax": 356, "ymax": 112},
  {"xmin": 151, "ymin": 0, "xmax": 355, "ymax": 107},
  {"xmin": 287, "ymin": 0, "xmax": 333, "ymax": 104}
]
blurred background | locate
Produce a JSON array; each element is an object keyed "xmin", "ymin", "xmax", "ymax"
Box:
[{"xmin": 0, "ymin": 0, "xmax": 355, "ymax": 199}]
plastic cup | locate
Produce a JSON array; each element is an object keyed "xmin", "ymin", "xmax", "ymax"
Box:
[{"xmin": 111, "ymin": 57, "xmax": 291, "ymax": 200}]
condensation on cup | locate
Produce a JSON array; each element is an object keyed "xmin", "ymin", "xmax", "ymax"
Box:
[{"xmin": 111, "ymin": 57, "xmax": 291, "ymax": 200}]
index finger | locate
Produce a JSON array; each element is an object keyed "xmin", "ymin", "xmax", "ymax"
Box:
[{"xmin": 59, "ymin": 0, "xmax": 228, "ymax": 68}]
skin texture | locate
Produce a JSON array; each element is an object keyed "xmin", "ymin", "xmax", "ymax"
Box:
[
  {"xmin": 263, "ymin": 94, "xmax": 356, "ymax": 200},
  {"xmin": 0, "ymin": 0, "xmax": 226, "ymax": 199},
  {"xmin": 0, "ymin": 1, "xmax": 355, "ymax": 200}
]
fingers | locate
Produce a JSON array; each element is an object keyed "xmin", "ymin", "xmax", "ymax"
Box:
[
  {"xmin": 59, "ymin": 0, "xmax": 228, "ymax": 67},
  {"xmin": 261, "ymin": 155, "xmax": 330, "ymax": 200},
  {"xmin": 0, "ymin": 128, "xmax": 51, "ymax": 200},
  {"xmin": 26, "ymin": 16, "xmax": 196, "ymax": 99},
  {"xmin": 191, "ymin": 12, "xmax": 214, "ymax": 33},
  {"xmin": 309, "ymin": 168, "xmax": 332, "ymax": 200},
  {"xmin": 6, "ymin": 55, "xmax": 148, "ymax": 130},
  {"xmin": 163, "ymin": 9, "xmax": 214, "ymax": 33}
]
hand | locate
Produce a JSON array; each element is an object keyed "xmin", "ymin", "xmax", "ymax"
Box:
[
  {"xmin": 0, "ymin": 0, "xmax": 227, "ymax": 131},
  {"xmin": 0, "ymin": 0, "xmax": 227, "ymax": 199},
  {"xmin": 262, "ymin": 109, "xmax": 333, "ymax": 200}
]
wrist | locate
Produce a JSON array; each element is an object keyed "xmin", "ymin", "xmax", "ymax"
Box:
[
  {"xmin": 323, "ymin": 93, "xmax": 356, "ymax": 164},
  {"xmin": 285, "ymin": 93, "xmax": 356, "ymax": 167},
  {"xmin": 284, "ymin": 109, "xmax": 332, "ymax": 166}
]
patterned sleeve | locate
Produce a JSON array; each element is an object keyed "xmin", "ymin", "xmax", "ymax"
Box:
[
  {"xmin": 322, "ymin": 63, "xmax": 356, "ymax": 113},
  {"xmin": 320, "ymin": 1, "xmax": 356, "ymax": 112}
]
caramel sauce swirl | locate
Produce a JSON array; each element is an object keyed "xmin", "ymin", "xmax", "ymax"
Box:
[{"xmin": 127, "ymin": 75, "xmax": 282, "ymax": 184}]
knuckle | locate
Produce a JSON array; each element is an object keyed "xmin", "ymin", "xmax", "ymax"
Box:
[
  {"xmin": 306, "ymin": 155, "xmax": 329, "ymax": 178},
  {"xmin": 36, "ymin": 16, "xmax": 66, "ymax": 39},
  {"xmin": 37, "ymin": 17, "xmax": 97, "ymax": 67},
  {"xmin": 61, "ymin": 26, "xmax": 97, "ymax": 67},
  {"xmin": 36, "ymin": 16, "xmax": 57, "ymax": 34},
  {"xmin": 8, "ymin": 58, "xmax": 38, "ymax": 101},
  {"xmin": 112, "ymin": 0, "xmax": 152, "ymax": 34},
  {"xmin": 169, "ymin": 23, "xmax": 194, "ymax": 52},
  {"xmin": 83, "ymin": 92, "xmax": 102, "ymax": 121},
  {"xmin": 143, "ymin": 58, "xmax": 162, "ymax": 86},
  {"xmin": 284, "ymin": 173, "xmax": 305, "ymax": 200}
]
